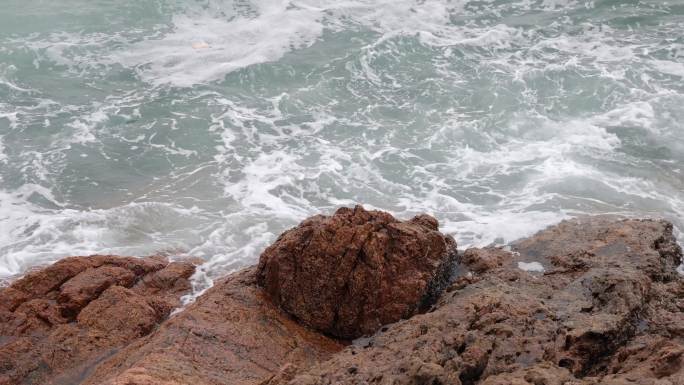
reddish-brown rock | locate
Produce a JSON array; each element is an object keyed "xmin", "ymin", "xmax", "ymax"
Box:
[
  {"xmin": 256, "ymin": 205, "xmax": 457, "ymax": 339},
  {"xmin": 58, "ymin": 265, "xmax": 137, "ymax": 317},
  {"xmin": 2, "ymin": 213, "xmax": 683, "ymax": 385},
  {"xmin": 479, "ymin": 363, "xmax": 577, "ymax": 385},
  {"xmin": 460, "ymin": 247, "xmax": 510, "ymax": 274},
  {"xmin": 0, "ymin": 255, "xmax": 196, "ymax": 385},
  {"xmin": 80, "ymin": 268, "xmax": 344, "ymax": 385},
  {"xmin": 271, "ymin": 217, "xmax": 683, "ymax": 385}
]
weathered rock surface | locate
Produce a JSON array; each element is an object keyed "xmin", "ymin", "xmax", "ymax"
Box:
[
  {"xmin": 2, "ymin": 212, "xmax": 683, "ymax": 385},
  {"xmin": 0, "ymin": 255, "xmax": 196, "ymax": 385},
  {"xmin": 257, "ymin": 205, "xmax": 458, "ymax": 339},
  {"xmin": 271, "ymin": 217, "xmax": 684, "ymax": 385},
  {"xmin": 82, "ymin": 268, "xmax": 344, "ymax": 385}
]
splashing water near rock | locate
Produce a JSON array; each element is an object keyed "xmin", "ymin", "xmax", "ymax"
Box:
[{"xmin": 0, "ymin": 0, "xmax": 683, "ymax": 289}]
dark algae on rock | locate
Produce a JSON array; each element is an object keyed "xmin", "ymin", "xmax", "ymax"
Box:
[{"xmin": 1, "ymin": 208, "xmax": 683, "ymax": 385}]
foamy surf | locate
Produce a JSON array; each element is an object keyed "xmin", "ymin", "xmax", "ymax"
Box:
[
  {"xmin": 106, "ymin": 1, "xmax": 326, "ymax": 87},
  {"xmin": 1, "ymin": 0, "xmax": 683, "ymax": 291}
]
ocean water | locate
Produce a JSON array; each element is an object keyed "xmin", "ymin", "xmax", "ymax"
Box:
[{"xmin": 1, "ymin": 0, "xmax": 683, "ymax": 291}]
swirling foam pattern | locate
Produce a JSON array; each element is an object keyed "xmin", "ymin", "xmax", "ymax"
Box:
[{"xmin": 1, "ymin": 0, "xmax": 683, "ymax": 293}]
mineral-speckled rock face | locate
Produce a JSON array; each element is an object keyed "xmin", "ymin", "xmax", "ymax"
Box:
[
  {"xmin": 0, "ymin": 254, "xmax": 197, "ymax": 385},
  {"xmin": 274, "ymin": 217, "xmax": 684, "ymax": 385},
  {"xmin": 83, "ymin": 268, "xmax": 343, "ymax": 385},
  {"xmin": 256, "ymin": 205, "xmax": 458, "ymax": 339},
  {"xmin": 1, "ymin": 213, "xmax": 683, "ymax": 385}
]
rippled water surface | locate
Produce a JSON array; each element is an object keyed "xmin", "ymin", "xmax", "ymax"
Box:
[{"xmin": 1, "ymin": 0, "xmax": 683, "ymax": 287}]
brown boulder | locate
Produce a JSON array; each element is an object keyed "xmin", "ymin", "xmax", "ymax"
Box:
[
  {"xmin": 77, "ymin": 285, "xmax": 162, "ymax": 339},
  {"xmin": 58, "ymin": 265, "xmax": 137, "ymax": 317},
  {"xmin": 256, "ymin": 205, "xmax": 457, "ymax": 339},
  {"xmin": 53, "ymin": 206, "xmax": 458, "ymax": 384},
  {"xmin": 0, "ymin": 255, "xmax": 196, "ymax": 385},
  {"xmin": 271, "ymin": 217, "xmax": 683, "ymax": 385},
  {"xmin": 2, "ymin": 213, "xmax": 683, "ymax": 385}
]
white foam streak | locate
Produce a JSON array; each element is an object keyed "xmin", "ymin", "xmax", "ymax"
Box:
[
  {"xmin": 0, "ymin": 136, "xmax": 7, "ymax": 164},
  {"xmin": 2, "ymin": 0, "xmax": 684, "ymax": 291},
  {"xmin": 109, "ymin": 1, "xmax": 325, "ymax": 87},
  {"xmin": 518, "ymin": 261, "xmax": 545, "ymax": 273},
  {"xmin": 650, "ymin": 60, "xmax": 684, "ymax": 78},
  {"xmin": 0, "ymin": 186, "xmax": 209, "ymax": 278},
  {"xmin": 0, "ymin": 111, "xmax": 19, "ymax": 130},
  {"xmin": 224, "ymin": 151, "xmax": 311, "ymax": 219}
]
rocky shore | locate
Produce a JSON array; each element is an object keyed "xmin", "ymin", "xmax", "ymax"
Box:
[{"xmin": 1, "ymin": 206, "xmax": 683, "ymax": 385}]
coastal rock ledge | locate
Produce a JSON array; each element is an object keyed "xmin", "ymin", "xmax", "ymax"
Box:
[{"xmin": 1, "ymin": 208, "xmax": 683, "ymax": 385}]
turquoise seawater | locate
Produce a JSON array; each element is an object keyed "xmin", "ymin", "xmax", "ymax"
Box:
[{"xmin": 1, "ymin": 0, "xmax": 683, "ymax": 289}]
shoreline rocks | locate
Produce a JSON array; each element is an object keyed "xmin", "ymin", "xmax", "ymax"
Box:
[
  {"xmin": 1, "ymin": 208, "xmax": 683, "ymax": 385},
  {"xmin": 257, "ymin": 205, "xmax": 457, "ymax": 339},
  {"xmin": 0, "ymin": 255, "xmax": 197, "ymax": 385},
  {"xmin": 81, "ymin": 267, "xmax": 343, "ymax": 385},
  {"xmin": 273, "ymin": 217, "xmax": 683, "ymax": 385}
]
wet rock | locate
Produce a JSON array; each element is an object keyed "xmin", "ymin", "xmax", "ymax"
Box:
[
  {"xmin": 479, "ymin": 363, "xmax": 577, "ymax": 385},
  {"xmin": 2, "ymin": 214, "xmax": 683, "ymax": 385},
  {"xmin": 597, "ymin": 336, "xmax": 684, "ymax": 384},
  {"xmin": 0, "ymin": 288, "xmax": 30, "ymax": 312},
  {"xmin": 461, "ymin": 247, "xmax": 511, "ymax": 274},
  {"xmin": 256, "ymin": 205, "xmax": 457, "ymax": 339},
  {"xmin": 77, "ymin": 285, "xmax": 162, "ymax": 339},
  {"xmin": 0, "ymin": 255, "xmax": 196, "ymax": 385},
  {"xmin": 82, "ymin": 268, "xmax": 343, "ymax": 385},
  {"xmin": 270, "ymin": 217, "xmax": 683, "ymax": 385},
  {"xmin": 58, "ymin": 265, "xmax": 137, "ymax": 317},
  {"xmin": 133, "ymin": 260, "xmax": 196, "ymax": 294}
]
